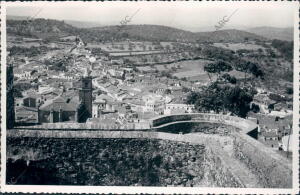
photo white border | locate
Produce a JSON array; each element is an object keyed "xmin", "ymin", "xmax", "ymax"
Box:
[{"xmin": 0, "ymin": 1, "xmax": 299, "ymax": 194}]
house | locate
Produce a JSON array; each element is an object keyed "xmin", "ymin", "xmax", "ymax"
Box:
[
  {"xmin": 38, "ymin": 85, "xmax": 55, "ymax": 94},
  {"xmin": 261, "ymin": 130, "xmax": 279, "ymax": 148},
  {"xmin": 278, "ymin": 134, "xmax": 293, "ymax": 152},
  {"xmin": 115, "ymin": 90, "xmax": 130, "ymax": 101},
  {"xmin": 110, "ymin": 59, "xmax": 124, "ymax": 65},
  {"xmin": 92, "ymin": 94, "xmax": 117, "ymax": 118},
  {"xmin": 142, "ymin": 94, "xmax": 165, "ymax": 114},
  {"xmin": 15, "ymin": 106, "xmax": 38, "ymax": 124},
  {"xmin": 40, "ymin": 90, "xmax": 61, "ymax": 103},
  {"xmin": 14, "ymin": 69, "xmax": 33, "ymax": 80},
  {"xmin": 59, "ymin": 35, "xmax": 77, "ymax": 42},
  {"xmin": 164, "ymin": 103, "xmax": 194, "ymax": 115},
  {"xmin": 262, "ymin": 130, "xmax": 279, "ymax": 141},
  {"xmin": 252, "ymin": 93, "xmax": 276, "ymax": 114},
  {"xmin": 107, "ymin": 69, "xmax": 125, "ymax": 79},
  {"xmin": 86, "ymin": 117, "xmax": 121, "ymax": 129}
]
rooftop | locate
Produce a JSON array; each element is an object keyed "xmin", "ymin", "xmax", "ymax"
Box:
[{"xmin": 39, "ymin": 96, "xmax": 79, "ymax": 112}]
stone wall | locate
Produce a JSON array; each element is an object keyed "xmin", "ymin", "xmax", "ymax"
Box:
[
  {"xmin": 7, "ymin": 113, "xmax": 293, "ymax": 188},
  {"xmin": 15, "ymin": 121, "xmax": 150, "ymax": 130},
  {"xmin": 233, "ymin": 132, "xmax": 292, "ymax": 188},
  {"xmin": 203, "ymin": 146, "xmax": 244, "ymax": 188},
  {"xmin": 150, "ymin": 113, "xmax": 258, "ymax": 134},
  {"xmin": 6, "ymin": 137, "xmax": 230, "ymax": 186},
  {"xmin": 150, "ymin": 113, "xmax": 292, "ymax": 188}
]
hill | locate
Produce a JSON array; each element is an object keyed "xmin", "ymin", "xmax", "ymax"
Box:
[
  {"xmin": 90, "ymin": 24, "xmax": 197, "ymax": 42},
  {"xmin": 245, "ymin": 27, "xmax": 293, "ymax": 41},
  {"xmin": 90, "ymin": 25, "xmax": 266, "ymax": 43},
  {"xmin": 7, "ymin": 15, "xmax": 29, "ymax": 20},
  {"xmin": 6, "ymin": 17, "xmax": 266, "ymax": 43},
  {"xmin": 63, "ymin": 20, "xmax": 103, "ymax": 28},
  {"xmin": 196, "ymin": 29, "xmax": 265, "ymax": 43},
  {"xmin": 7, "ymin": 18, "xmax": 78, "ymax": 40},
  {"xmin": 7, "ymin": 15, "xmax": 103, "ymax": 28}
]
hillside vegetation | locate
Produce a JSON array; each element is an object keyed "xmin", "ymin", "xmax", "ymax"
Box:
[
  {"xmin": 246, "ymin": 27, "xmax": 293, "ymax": 41},
  {"xmin": 7, "ymin": 18, "xmax": 266, "ymax": 43}
]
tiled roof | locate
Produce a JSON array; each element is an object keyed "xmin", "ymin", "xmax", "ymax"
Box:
[{"xmin": 39, "ymin": 96, "xmax": 79, "ymax": 112}]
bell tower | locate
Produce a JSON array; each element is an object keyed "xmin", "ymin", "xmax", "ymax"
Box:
[{"xmin": 79, "ymin": 68, "xmax": 92, "ymax": 122}]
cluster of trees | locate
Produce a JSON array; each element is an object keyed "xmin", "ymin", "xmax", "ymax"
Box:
[
  {"xmin": 190, "ymin": 57, "xmax": 262, "ymax": 118},
  {"xmin": 160, "ymin": 70, "xmax": 178, "ymax": 79},
  {"xmin": 285, "ymin": 87, "xmax": 293, "ymax": 95},
  {"xmin": 271, "ymin": 39, "xmax": 293, "ymax": 61},
  {"xmin": 221, "ymin": 73, "xmax": 237, "ymax": 84},
  {"xmin": 9, "ymin": 46, "xmax": 44, "ymax": 57},
  {"xmin": 204, "ymin": 61, "xmax": 232, "ymax": 81},
  {"xmin": 234, "ymin": 60, "xmax": 264, "ymax": 79},
  {"xmin": 201, "ymin": 46, "xmax": 235, "ymax": 62},
  {"xmin": 44, "ymin": 56, "xmax": 72, "ymax": 72},
  {"xmin": 202, "ymin": 45, "xmax": 264, "ymax": 80},
  {"xmin": 13, "ymin": 82, "xmax": 33, "ymax": 98},
  {"xmin": 236, "ymin": 49, "xmax": 253, "ymax": 56},
  {"xmin": 7, "ymin": 19, "xmax": 79, "ymax": 41},
  {"xmin": 187, "ymin": 83, "xmax": 255, "ymax": 117},
  {"xmin": 91, "ymin": 48, "xmax": 102, "ymax": 55},
  {"xmin": 204, "ymin": 59, "xmax": 263, "ymax": 83}
]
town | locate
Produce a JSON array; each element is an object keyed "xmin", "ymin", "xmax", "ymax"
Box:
[{"xmin": 7, "ymin": 18, "xmax": 293, "ymax": 157}]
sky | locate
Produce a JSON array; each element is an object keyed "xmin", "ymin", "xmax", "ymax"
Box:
[{"xmin": 5, "ymin": 1, "xmax": 297, "ymax": 32}]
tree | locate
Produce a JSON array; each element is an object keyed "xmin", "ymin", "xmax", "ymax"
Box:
[
  {"xmin": 161, "ymin": 70, "xmax": 172, "ymax": 78},
  {"xmin": 192, "ymin": 83, "xmax": 254, "ymax": 117},
  {"xmin": 203, "ymin": 63, "xmax": 214, "ymax": 81},
  {"xmin": 204, "ymin": 60, "xmax": 233, "ymax": 81},
  {"xmin": 164, "ymin": 89, "xmax": 172, "ymax": 95},
  {"xmin": 286, "ymin": 87, "xmax": 293, "ymax": 95},
  {"xmin": 182, "ymin": 87, "xmax": 190, "ymax": 93},
  {"xmin": 249, "ymin": 63, "xmax": 264, "ymax": 79},
  {"xmin": 194, "ymin": 83, "xmax": 227, "ymax": 113},
  {"xmin": 271, "ymin": 39, "xmax": 293, "ymax": 61},
  {"xmin": 224, "ymin": 86, "xmax": 253, "ymax": 117},
  {"xmin": 186, "ymin": 91, "xmax": 200, "ymax": 104},
  {"xmin": 142, "ymin": 58, "xmax": 148, "ymax": 63},
  {"xmin": 181, "ymin": 77, "xmax": 187, "ymax": 81},
  {"xmin": 221, "ymin": 73, "xmax": 236, "ymax": 84},
  {"xmin": 235, "ymin": 60, "xmax": 263, "ymax": 84},
  {"xmin": 153, "ymin": 56, "xmax": 159, "ymax": 63},
  {"xmin": 251, "ymin": 103, "xmax": 260, "ymax": 113},
  {"xmin": 165, "ymin": 45, "xmax": 171, "ymax": 53}
]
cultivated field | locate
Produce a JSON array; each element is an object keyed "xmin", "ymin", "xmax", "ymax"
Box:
[
  {"xmin": 213, "ymin": 43, "xmax": 264, "ymax": 51},
  {"xmin": 172, "ymin": 59, "xmax": 213, "ymax": 81},
  {"xmin": 89, "ymin": 41, "xmax": 159, "ymax": 52}
]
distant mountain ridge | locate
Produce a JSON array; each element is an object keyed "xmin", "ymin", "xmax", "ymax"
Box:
[
  {"xmin": 7, "ymin": 16, "xmax": 269, "ymax": 43},
  {"xmin": 7, "ymin": 15, "xmax": 103, "ymax": 28},
  {"xmin": 245, "ymin": 27, "xmax": 293, "ymax": 41}
]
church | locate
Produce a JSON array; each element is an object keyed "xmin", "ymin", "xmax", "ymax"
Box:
[{"xmin": 38, "ymin": 68, "xmax": 93, "ymax": 123}]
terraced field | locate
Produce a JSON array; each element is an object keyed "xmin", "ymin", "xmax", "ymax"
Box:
[{"xmin": 213, "ymin": 43, "xmax": 264, "ymax": 51}]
